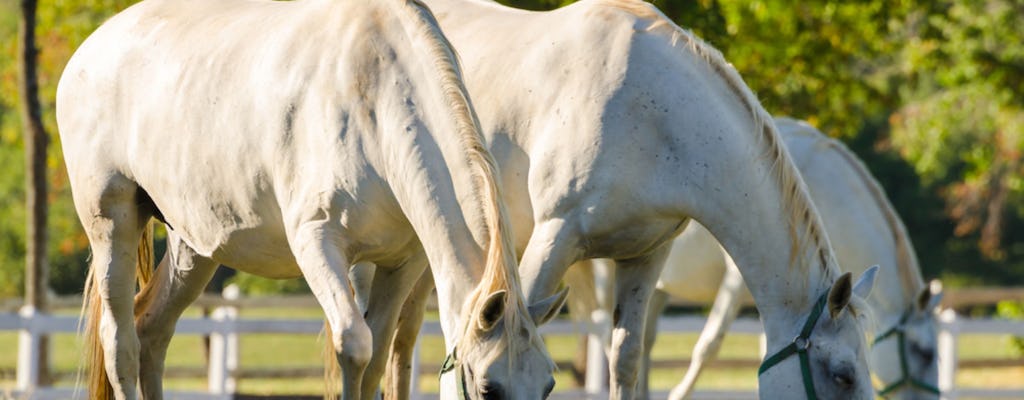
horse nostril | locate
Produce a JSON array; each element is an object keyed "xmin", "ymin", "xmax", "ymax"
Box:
[
  {"xmin": 922, "ymin": 350, "xmax": 936, "ymax": 364},
  {"xmin": 832, "ymin": 371, "xmax": 854, "ymax": 388},
  {"xmin": 912, "ymin": 343, "xmax": 937, "ymax": 365}
]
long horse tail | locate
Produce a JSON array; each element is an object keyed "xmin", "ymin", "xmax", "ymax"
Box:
[
  {"xmin": 82, "ymin": 219, "xmax": 155, "ymax": 399},
  {"xmin": 323, "ymin": 321, "xmax": 340, "ymax": 400}
]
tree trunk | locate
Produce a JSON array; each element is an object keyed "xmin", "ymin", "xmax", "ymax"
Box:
[{"xmin": 19, "ymin": 0, "xmax": 50, "ymax": 385}]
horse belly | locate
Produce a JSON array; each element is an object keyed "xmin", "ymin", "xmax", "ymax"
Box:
[{"xmin": 209, "ymin": 227, "xmax": 301, "ymax": 279}]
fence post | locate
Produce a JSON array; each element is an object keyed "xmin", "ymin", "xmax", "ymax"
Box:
[
  {"xmin": 584, "ymin": 311, "xmax": 609, "ymax": 395},
  {"xmin": 16, "ymin": 305, "xmax": 40, "ymax": 392},
  {"xmin": 937, "ymin": 308, "xmax": 958, "ymax": 400},
  {"xmin": 209, "ymin": 285, "xmax": 240, "ymax": 398}
]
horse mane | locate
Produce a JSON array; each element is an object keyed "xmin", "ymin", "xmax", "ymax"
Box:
[
  {"xmin": 819, "ymin": 134, "xmax": 926, "ymax": 302},
  {"xmin": 599, "ymin": 0, "xmax": 837, "ymax": 280},
  {"xmin": 395, "ymin": 0, "xmax": 539, "ymax": 360}
]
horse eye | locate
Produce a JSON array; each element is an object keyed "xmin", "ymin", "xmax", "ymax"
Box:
[
  {"xmin": 544, "ymin": 379, "xmax": 555, "ymax": 398},
  {"xmin": 481, "ymin": 383, "xmax": 502, "ymax": 400}
]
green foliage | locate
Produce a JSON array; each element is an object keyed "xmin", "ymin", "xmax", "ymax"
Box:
[
  {"xmin": 996, "ymin": 300, "xmax": 1024, "ymax": 356},
  {"xmin": 227, "ymin": 273, "xmax": 310, "ymax": 296},
  {"xmin": 889, "ymin": 0, "xmax": 1024, "ymax": 265}
]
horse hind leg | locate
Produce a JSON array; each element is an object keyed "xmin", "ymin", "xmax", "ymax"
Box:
[
  {"xmin": 135, "ymin": 230, "xmax": 218, "ymax": 399},
  {"xmin": 292, "ymin": 222, "xmax": 371, "ymax": 400},
  {"xmin": 77, "ymin": 176, "xmax": 153, "ymax": 400}
]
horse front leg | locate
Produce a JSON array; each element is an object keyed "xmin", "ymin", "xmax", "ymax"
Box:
[
  {"xmin": 518, "ymin": 219, "xmax": 582, "ymax": 306},
  {"xmin": 383, "ymin": 269, "xmax": 434, "ymax": 400},
  {"xmin": 637, "ymin": 288, "xmax": 668, "ymax": 400},
  {"xmin": 358, "ymin": 253, "xmax": 427, "ymax": 399},
  {"xmin": 608, "ymin": 244, "xmax": 671, "ymax": 400},
  {"xmin": 292, "ymin": 223, "xmax": 371, "ymax": 400},
  {"xmin": 135, "ymin": 231, "xmax": 218, "ymax": 400}
]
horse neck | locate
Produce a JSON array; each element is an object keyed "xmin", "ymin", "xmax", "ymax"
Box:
[
  {"xmin": 650, "ymin": 57, "xmax": 836, "ymax": 344},
  {"xmin": 691, "ymin": 140, "xmax": 838, "ymax": 342},
  {"xmin": 621, "ymin": 16, "xmax": 842, "ymax": 345},
  {"xmin": 821, "ymin": 135, "xmax": 925, "ymax": 315},
  {"xmin": 382, "ymin": 0, "xmax": 523, "ymax": 346}
]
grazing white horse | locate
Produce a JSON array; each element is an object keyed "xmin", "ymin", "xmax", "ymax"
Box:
[
  {"xmin": 567, "ymin": 117, "xmax": 942, "ymax": 399},
  {"xmin": 56, "ymin": 0, "xmax": 563, "ymax": 399},
  {"xmin": 380, "ymin": 1, "xmax": 879, "ymax": 399}
]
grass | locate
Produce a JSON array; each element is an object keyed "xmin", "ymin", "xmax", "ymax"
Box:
[{"xmin": 1, "ymin": 308, "xmax": 1022, "ymax": 395}]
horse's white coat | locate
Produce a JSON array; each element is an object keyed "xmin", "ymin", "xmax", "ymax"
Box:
[
  {"xmin": 384, "ymin": 1, "xmax": 877, "ymax": 398},
  {"xmin": 57, "ymin": 0, "xmax": 556, "ymax": 399},
  {"xmin": 571, "ymin": 118, "xmax": 940, "ymax": 399}
]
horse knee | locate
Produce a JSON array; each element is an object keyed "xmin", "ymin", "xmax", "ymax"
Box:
[{"xmin": 333, "ymin": 318, "xmax": 373, "ymax": 369}]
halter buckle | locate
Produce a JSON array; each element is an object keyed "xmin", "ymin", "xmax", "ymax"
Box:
[{"xmin": 794, "ymin": 336, "xmax": 811, "ymax": 351}]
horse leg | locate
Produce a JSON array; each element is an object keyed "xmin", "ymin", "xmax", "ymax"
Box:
[
  {"xmin": 518, "ymin": 219, "xmax": 582, "ymax": 305},
  {"xmin": 637, "ymin": 288, "xmax": 668, "ymax": 400},
  {"xmin": 383, "ymin": 268, "xmax": 434, "ymax": 400},
  {"xmin": 667, "ymin": 250, "xmax": 744, "ymax": 400},
  {"xmin": 562, "ymin": 261, "xmax": 601, "ymax": 388},
  {"xmin": 292, "ymin": 223, "xmax": 370, "ymax": 400},
  {"xmin": 78, "ymin": 177, "xmax": 149, "ymax": 400},
  {"xmin": 358, "ymin": 254, "xmax": 427, "ymax": 399},
  {"xmin": 135, "ymin": 231, "xmax": 218, "ymax": 399},
  {"xmin": 350, "ymin": 262, "xmax": 376, "ymax": 315},
  {"xmin": 607, "ymin": 244, "xmax": 671, "ymax": 400}
]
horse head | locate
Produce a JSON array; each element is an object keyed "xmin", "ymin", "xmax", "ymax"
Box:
[
  {"xmin": 870, "ymin": 279, "xmax": 943, "ymax": 399},
  {"xmin": 440, "ymin": 287, "xmax": 568, "ymax": 400},
  {"xmin": 759, "ymin": 267, "xmax": 879, "ymax": 399}
]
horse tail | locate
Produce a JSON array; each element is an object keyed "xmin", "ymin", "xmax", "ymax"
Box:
[
  {"xmin": 323, "ymin": 321, "xmax": 341, "ymax": 400},
  {"xmin": 83, "ymin": 219, "xmax": 155, "ymax": 399}
]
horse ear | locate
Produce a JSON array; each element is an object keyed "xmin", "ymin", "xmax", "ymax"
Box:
[
  {"xmin": 852, "ymin": 265, "xmax": 880, "ymax": 299},
  {"xmin": 478, "ymin": 290, "xmax": 507, "ymax": 332},
  {"xmin": 918, "ymin": 279, "xmax": 944, "ymax": 312},
  {"xmin": 529, "ymin": 287, "xmax": 569, "ymax": 326},
  {"xmin": 828, "ymin": 272, "xmax": 853, "ymax": 319}
]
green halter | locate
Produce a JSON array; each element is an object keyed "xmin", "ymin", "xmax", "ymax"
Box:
[
  {"xmin": 758, "ymin": 291, "xmax": 829, "ymax": 400},
  {"xmin": 440, "ymin": 346, "xmax": 472, "ymax": 400},
  {"xmin": 873, "ymin": 309, "xmax": 941, "ymax": 397}
]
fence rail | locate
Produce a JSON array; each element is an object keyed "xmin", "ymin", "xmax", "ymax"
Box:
[{"xmin": 4, "ymin": 289, "xmax": 1024, "ymax": 399}]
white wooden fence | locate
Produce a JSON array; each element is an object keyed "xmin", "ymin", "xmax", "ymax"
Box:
[{"xmin": 3, "ymin": 290, "xmax": 1024, "ymax": 399}]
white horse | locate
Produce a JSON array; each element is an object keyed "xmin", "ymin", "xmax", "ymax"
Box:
[
  {"xmin": 56, "ymin": 0, "xmax": 564, "ymax": 399},
  {"xmin": 567, "ymin": 117, "xmax": 942, "ymax": 399},
  {"xmin": 381, "ymin": 1, "xmax": 879, "ymax": 399}
]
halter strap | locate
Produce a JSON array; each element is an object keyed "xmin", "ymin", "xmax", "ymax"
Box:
[
  {"xmin": 439, "ymin": 346, "xmax": 472, "ymax": 400},
  {"xmin": 874, "ymin": 310, "xmax": 941, "ymax": 397},
  {"xmin": 758, "ymin": 291, "xmax": 829, "ymax": 400}
]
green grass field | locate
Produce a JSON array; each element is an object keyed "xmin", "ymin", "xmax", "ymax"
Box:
[{"xmin": 1, "ymin": 308, "xmax": 1022, "ymax": 396}]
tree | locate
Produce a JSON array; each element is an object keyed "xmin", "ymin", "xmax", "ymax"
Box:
[
  {"xmin": 890, "ymin": 0, "xmax": 1024, "ymax": 263},
  {"xmin": 18, "ymin": 0, "xmax": 49, "ymax": 383}
]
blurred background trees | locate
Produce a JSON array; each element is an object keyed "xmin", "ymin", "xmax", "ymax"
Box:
[{"xmin": 0, "ymin": 0, "xmax": 1020, "ymax": 297}]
